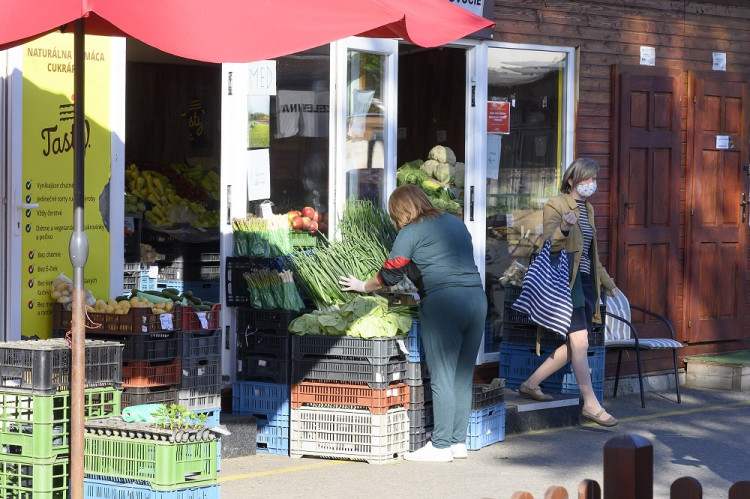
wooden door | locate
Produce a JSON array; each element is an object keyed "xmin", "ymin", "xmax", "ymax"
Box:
[
  {"xmin": 687, "ymin": 72, "xmax": 749, "ymax": 343},
  {"xmin": 613, "ymin": 66, "xmax": 681, "ymax": 336}
]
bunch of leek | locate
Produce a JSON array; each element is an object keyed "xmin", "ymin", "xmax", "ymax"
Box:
[{"xmin": 232, "ymin": 214, "xmax": 293, "ymax": 257}]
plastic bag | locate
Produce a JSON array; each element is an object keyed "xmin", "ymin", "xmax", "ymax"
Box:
[{"xmin": 499, "ymin": 261, "xmax": 527, "ymax": 288}]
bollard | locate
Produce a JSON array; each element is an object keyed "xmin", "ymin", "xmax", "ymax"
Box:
[
  {"xmin": 729, "ymin": 481, "xmax": 750, "ymax": 499},
  {"xmin": 603, "ymin": 433, "xmax": 653, "ymax": 499},
  {"xmin": 670, "ymin": 477, "xmax": 702, "ymax": 498},
  {"xmin": 578, "ymin": 479, "xmax": 601, "ymax": 499}
]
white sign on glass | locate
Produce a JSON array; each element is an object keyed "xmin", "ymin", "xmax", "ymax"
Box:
[
  {"xmin": 247, "ymin": 149, "xmax": 271, "ymax": 201},
  {"xmin": 487, "ymin": 134, "xmax": 502, "ymax": 180},
  {"xmin": 247, "ymin": 61, "xmax": 276, "ymax": 95}
]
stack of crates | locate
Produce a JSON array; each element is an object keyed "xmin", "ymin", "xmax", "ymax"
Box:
[
  {"xmin": 232, "ymin": 307, "xmax": 299, "ymax": 455},
  {"xmin": 500, "ymin": 285, "xmax": 606, "ymax": 403},
  {"xmin": 288, "ymin": 335, "xmax": 410, "ymax": 464},
  {"xmin": 407, "ymin": 321, "xmax": 507, "ymax": 451},
  {"xmin": 0, "ymin": 339, "xmax": 122, "ymax": 498},
  {"xmin": 466, "ymin": 380, "xmax": 506, "ymax": 450},
  {"xmin": 179, "ymin": 305, "xmax": 222, "ymax": 412},
  {"xmin": 82, "ymin": 417, "xmax": 219, "ymax": 498},
  {"xmin": 405, "ymin": 319, "xmax": 433, "ymax": 451},
  {"xmin": 122, "ymin": 262, "xmax": 156, "ymax": 296},
  {"xmin": 51, "ymin": 302, "xmax": 184, "ymax": 409}
]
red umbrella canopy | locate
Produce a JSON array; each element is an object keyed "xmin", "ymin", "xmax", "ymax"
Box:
[{"xmin": 0, "ymin": 0, "xmax": 494, "ymax": 60}]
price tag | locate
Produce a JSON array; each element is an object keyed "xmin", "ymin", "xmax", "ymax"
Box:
[
  {"xmin": 160, "ymin": 313, "xmax": 174, "ymax": 330},
  {"xmin": 396, "ymin": 338, "xmax": 409, "ymax": 355},
  {"xmin": 197, "ymin": 312, "xmax": 208, "ymax": 329}
]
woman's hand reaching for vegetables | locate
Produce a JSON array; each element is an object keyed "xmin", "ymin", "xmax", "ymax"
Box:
[{"xmin": 339, "ymin": 275, "xmax": 367, "ymax": 293}]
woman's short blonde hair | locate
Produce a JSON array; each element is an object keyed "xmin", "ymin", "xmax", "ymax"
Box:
[
  {"xmin": 560, "ymin": 158, "xmax": 600, "ymax": 194},
  {"xmin": 388, "ymin": 184, "xmax": 442, "ymax": 229}
]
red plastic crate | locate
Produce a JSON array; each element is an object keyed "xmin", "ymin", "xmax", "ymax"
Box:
[
  {"xmin": 291, "ymin": 381, "xmax": 409, "ymax": 413},
  {"xmin": 52, "ymin": 302, "xmax": 181, "ymax": 335},
  {"xmin": 181, "ymin": 303, "xmax": 221, "ymax": 332},
  {"xmin": 122, "ymin": 358, "xmax": 181, "ymax": 388}
]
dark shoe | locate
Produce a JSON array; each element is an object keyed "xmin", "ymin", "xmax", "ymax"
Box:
[
  {"xmin": 518, "ymin": 382, "xmax": 553, "ymax": 402},
  {"xmin": 581, "ymin": 408, "xmax": 618, "ymax": 427}
]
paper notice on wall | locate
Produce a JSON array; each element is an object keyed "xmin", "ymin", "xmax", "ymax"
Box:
[
  {"xmin": 487, "ymin": 134, "xmax": 502, "ymax": 180},
  {"xmin": 247, "ymin": 149, "xmax": 271, "ymax": 201}
]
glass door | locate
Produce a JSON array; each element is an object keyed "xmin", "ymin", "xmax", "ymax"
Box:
[
  {"xmin": 483, "ymin": 44, "xmax": 575, "ymax": 356},
  {"xmin": 330, "ymin": 37, "xmax": 398, "ymax": 233}
]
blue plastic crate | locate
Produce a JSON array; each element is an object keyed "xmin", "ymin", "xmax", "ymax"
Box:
[
  {"xmin": 407, "ymin": 319, "xmax": 425, "ymax": 362},
  {"xmin": 232, "ymin": 381, "xmax": 290, "ymax": 427},
  {"xmin": 499, "ymin": 343, "xmax": 605, "ymax": 403},
  {"xmin": 189, "ymin": 407, "xmax": 221, "ymax": 427},
  {"xmin": 156, "ymin": 280, "xmax": 184, "ymax": 293},
  {"xmin": 256, "ymin": 421, "xmax": 289, "ymax": 455},
  {"xmin": 183, "ymin": 281, "xmax": 220, "ymax": 304},
  {"xmin": 465, "ymin": 402, "xmax": 505, "ymax": 450},
  {"xmin": 83, "ymin": 478, "xmax": 220, "ymax": 499}
]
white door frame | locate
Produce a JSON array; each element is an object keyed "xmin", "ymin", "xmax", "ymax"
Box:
[{"xmin": 329, "ymin": 37, "xmax": 399, "ymax": 236}]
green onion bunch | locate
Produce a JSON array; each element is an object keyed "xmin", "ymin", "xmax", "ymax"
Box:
[
  {"xmin": 289, "ymin": 198, "xmax": 397, "ymax": 310},
  {"xmin": 232, "ymin": 214, "xmax": 293, "ymax": 257}
]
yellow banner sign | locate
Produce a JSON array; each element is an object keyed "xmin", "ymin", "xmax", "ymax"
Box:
[{"xmin": 21, "ymin": 32, "xmax": 112, "ymax": 339}]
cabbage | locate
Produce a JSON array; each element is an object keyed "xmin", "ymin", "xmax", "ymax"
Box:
[
  {"xmin": 453, "ymin": 162, "xmax": 465, "ymax": 188},
  {"xmin": 428, "ymin": 145, "xmax": 457, "ymax": 166},
  {"xmin": 435, "ymin": 163, "xmax": 452, "ymax": 183},
  {"xmin": 421, "ymin": 159, "xmax": 439, "ymax": 177},
  {"xmin": 288, "ymin": 295, "xmax": 412, "ymax": 338}
]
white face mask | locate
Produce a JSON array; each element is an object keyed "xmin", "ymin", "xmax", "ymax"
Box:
[{"xmin": 576, "ymin": 182, "xmax": 597, "ymax": 198}]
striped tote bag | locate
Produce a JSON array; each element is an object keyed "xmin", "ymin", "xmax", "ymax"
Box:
[{"xmin": 511, "ymin": 238, "xmax": 573, "ymax": 337}]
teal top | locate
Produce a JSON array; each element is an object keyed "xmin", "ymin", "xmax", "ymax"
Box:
[{"xmin": 377, "ymin": 213, "xmax": 482, "ymax": 297}]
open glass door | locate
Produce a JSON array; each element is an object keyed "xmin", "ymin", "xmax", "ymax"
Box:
[
  {"xmin": 330, "ymin": 37, "xmax": 398, "ymax": 231},
  {"xmin": 483, "ymin": 44, "xmax": 575, "ymax": 356}
]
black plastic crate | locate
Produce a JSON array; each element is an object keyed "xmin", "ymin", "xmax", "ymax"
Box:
[
  {"xmin": 408, "ymin": 381, "xmax": 432, "ymax": 406},
  {"xmin": 291, "ymin": 335, "xmax": 407, "ymax": 365},
  {"xmin": 236, "ymin": 329, "xmax": 290, "ymax": 359},
  {"xmin": 225, "ymin": 257, "xmax": 274, "ymax": 306},
  {"xmin": 181, "ymin": 356, "xmax": 222, "ymax": 391},
  {"xmin": 471, "ymin": 379, "xmax": 505, "ymax": 410},
  {"xmin": 182, "ymin": 329, "xmax": 222, "ymax": 359},
  {"xmin": 236, "ymin": 307, "xmax": 302, "ymax": 332},
  {"xmin": 95, "ymin": 331, "xmax": 181, "ymax": 363},
  {"xmin": 291, "ymin": 357, "xmax": 408, "ymax": 389},
  {"xmin": 121, "ymin": 386, "xmax": 178, "ymax": 409},
  {"xmin": 236, "ymin": 355, "xmax": 290, "ymax": 384},
  {"xmin": 502, "ymin": 323, "xmax": 604, "ymax": 348},
  {"xmin": 0, "ymin": 339, "xmax": 123, "ymax": 394}
]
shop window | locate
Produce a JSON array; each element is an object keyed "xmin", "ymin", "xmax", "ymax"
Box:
[
  {"xmin": 484, "ymin": 46, "xmax": 572, "ymax": 352},
  {"xmin": 344, "ymin": 51, "xmax": 386, "ymax": 206},
  {"xmin": 260, "ymin": 47, "xmax": 330, "ymax": 225}
]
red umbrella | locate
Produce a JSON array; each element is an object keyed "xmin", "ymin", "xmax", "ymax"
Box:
[
  {"xmin": 0, "ymin": 1, "xmax": 493, "ymax": 496},
  {"xmin": 0, "ymin": 0, "xmax": 494, "ymax": 60}
]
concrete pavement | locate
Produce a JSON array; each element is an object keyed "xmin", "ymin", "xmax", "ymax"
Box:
[{"xmin": 216, "ymin": 387, "xmax": 750, "ymax": 498}]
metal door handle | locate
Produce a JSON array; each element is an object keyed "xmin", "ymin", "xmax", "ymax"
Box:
[
  {"xmin": 621, "ymin": 192, "xmax": 636, "ymax": 224},
  {"xmin": 741, "ymin": 192, "xmax": 748, "ymax": 222}
]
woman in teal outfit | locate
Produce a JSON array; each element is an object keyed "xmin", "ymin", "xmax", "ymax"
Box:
[{"xmin": 340, "ymin": 184, "xmax": 487, "ymax": 463}]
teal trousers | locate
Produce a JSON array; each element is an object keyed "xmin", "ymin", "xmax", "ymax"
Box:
[{"xmin": 419, "ymin": 285, "xmax": 487, "ymax": 449}]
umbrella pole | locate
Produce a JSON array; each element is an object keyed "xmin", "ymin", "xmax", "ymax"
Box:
[{"xmin": 69, "ymin": 18, "xmax": 89, "ymax": 499}]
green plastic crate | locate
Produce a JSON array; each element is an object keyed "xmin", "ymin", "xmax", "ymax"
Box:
[
  {"xmin": 83, "ymin": 435, "xmax": 217, "ymax": 490},
  {"xmin": 0, "ymin": 387, "xmax": 121, "ymax": 459},
  {"xmin": 0, "ymin": 456, "xmax": 69, "ymax": 498}
]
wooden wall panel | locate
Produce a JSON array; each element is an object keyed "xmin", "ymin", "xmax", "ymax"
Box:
[{"xmin": 492, "ymin": 0, "xmax": 750, "ymax": 364}]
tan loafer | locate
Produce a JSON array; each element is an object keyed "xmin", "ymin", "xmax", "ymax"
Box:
[
  {"xmin": 581, "ymin": 408, "xmax": 618, "ymax": 427},
  {"xmin": 518, "ymin": 382, "xmax": 553, "ymax": 402}
]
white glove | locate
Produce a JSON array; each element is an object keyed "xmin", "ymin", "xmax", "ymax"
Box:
[{"xmin": 339, "ymin": 275, "xmax": 367, "ymax": 293}]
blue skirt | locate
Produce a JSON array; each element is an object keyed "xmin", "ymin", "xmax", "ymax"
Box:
[{"xmin": 568, "ymin": 272, "xmax": 594, "ymax": 334}]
